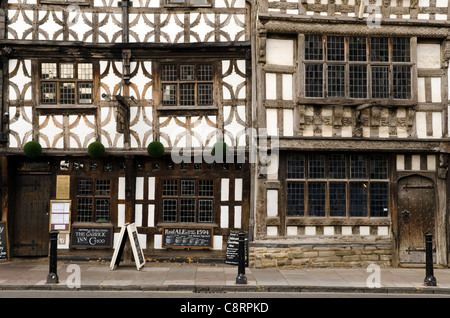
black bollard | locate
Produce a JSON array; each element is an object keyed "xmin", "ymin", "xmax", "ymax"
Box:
[
  {"xmin": 235, "ymin": 231, "xmax": 247, "ymax": 284},
  {"xmin": 424, "ymin": 233, "xmax": 436, "ymax": 287},
  {"xmin": 47, "ymin": 230, "xmax": 59, "ymax": 284}
]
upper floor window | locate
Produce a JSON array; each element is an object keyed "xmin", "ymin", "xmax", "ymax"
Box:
[
  {"xmin": 166, "ymin": 0, "xmax": 211, "ymax": 6},
  {"xmin": 161, "ymin": 63, "xmax": 215, "ymax": 108},
  {"xmin": 303, "ymin": 36, "xmax": 413, "ymax": 101},
  {"xmin": 39, "ymin": 0, "xmax": 90, "ymax": 4},
  {"xmin": 40, "ymin": 62, "xmax": 94, "ymax": 105}
]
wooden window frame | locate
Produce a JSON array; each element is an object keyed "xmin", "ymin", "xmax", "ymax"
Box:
[
  {"xmin": 299, "ymin": 35, "xmax": 417, "ymax": 106},
  {"xmin": 283, "ymin": 153, "xmax": 390, "ymax": 219},
  {"xmin": 74, "ymin": 177, "xmax": 113, "ymax": 224},
  {"xmin": 35, "ymin": 60, "xmax": 99, "ymax": 114},
  {"xmin": 156, "ymin": 60, "xmax": 219, "ymax": 114}
]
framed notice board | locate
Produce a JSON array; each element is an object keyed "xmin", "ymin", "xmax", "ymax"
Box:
[
  {"xmin": 49, "ymin": 200, "xmax": 71, "ymax": 233},
  {"xmin": 0, "ymin": 222, "xmax": 9, "ymax": 262}
]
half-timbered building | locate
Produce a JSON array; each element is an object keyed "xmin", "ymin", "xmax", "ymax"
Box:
[
  {"xmin": 252, "ymin": 0, "xmax": 450, "ymax": 267},
  {"xmin": 0, "ymin": 0, "xmax": 253, "ymax": 261}
]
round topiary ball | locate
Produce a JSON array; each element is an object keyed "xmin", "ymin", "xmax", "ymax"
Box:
[
  {"xmin": 87, "ymin": 141, "xmax": 105, "ymax": 159},
  {"xmin": 23, "ymin": 141, "xmax": 42, "ymax": 159},
  {"xmin": 212, "ymin": 141, "xmax": 228, "ymax": 157},
  {"xmin": 147, "ymin": 141, "xmax": 165, "ymax": 158}
]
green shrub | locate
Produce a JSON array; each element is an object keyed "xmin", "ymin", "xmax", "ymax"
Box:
[
  {"xmin": 212, "ymin": 141, "xmax": 228, "ymax": 157},
  {"xmin": 147, "ymin": 141, "xmax": 165, "ymax": 158},
  {"xmin": 87, "ymin": 142, "xmax": 105, "ymax": 159},
  {"xmin": 23, "ymin": 141, "xmax": 42, "ymax": 159}
]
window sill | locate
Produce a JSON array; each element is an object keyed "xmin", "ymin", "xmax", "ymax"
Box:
[
  {"xmin": 297, "ymin": 98, "xmax": 417, "ymax": 107},
  {"xmin": 157, "ymin": 222, "xmax": 219, "ymax": 228},
  {"xmin": 36, "ymin": 105, "xmax": 97, "ymax": 115},
  {"xmin": 157, "ymin": 106, "xmax": 218, "ymax": 116}
]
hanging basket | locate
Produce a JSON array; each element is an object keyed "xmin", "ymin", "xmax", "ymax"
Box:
[
  {"xmin": 87, "ymin": 141, "xmax": 105, "ymax": 159},
  {"xmin": 212, "ymin": 141, "xmax": 228, "ymax": 157},
  {"xmin": 23, "ymin": 141, "xmax": 42, "ymax": 159},
  {"xmin": 147, "ymin": 141, "xmax": 165, "ymax": 158}
]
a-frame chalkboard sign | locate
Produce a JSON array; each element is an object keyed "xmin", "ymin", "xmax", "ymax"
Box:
[{"xmin": 110, "ymin": 223, "xmax": 145, "ymax": 271}]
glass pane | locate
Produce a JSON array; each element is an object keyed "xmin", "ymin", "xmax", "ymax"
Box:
[
  {"xmin": 393, "ymin": 37, "xmax": 410, "ymax": 62},
  {"xmin": 180, "ymin": 198, "xmax": 196, "ymax": 222},
  {"xmin": 162, "ymin": 199, "xmax": 178, "ymax": 222},
  {"xmin": 350, "ymin": 182, "xmax": 368, "ymax": 217},
  {"xmin": 370, "ymin": 38, "xmax": 389, "ymax": 62},
  {"xmin": 190, "ymin": 0, "xmax": 209, "ymax": 4},
  {"xmin": 329, "ymin": 183, "xmax": 347, "ymax": 217},
  {"xmin": 60, "ymin": 82, "xmax": 76, "ymax": 104},
  {"xmin": 77, "ymin": 197, "xmax": 92, "ymax": 222},
  {"xmin": 371, "ymin": 66, "xmax": 389, "ymax": 99},
  {"xmin": 78, "ymin": 83, "xmax": 93, "ymax": 104},
  {"xmin": 78, "ymin": 63, "xmax": 93, "ymax": 80},
  {"xmin": 327, "ymin": 65, "xmax": 345, "ymax": 97},
  {"xmin": 305, "ymin": 35, "xmax": 323, "ymax": 60},
  {"xmin": 78, "ymin": 179, "xmax": 93, "ymax": 195},
  {"xmin": 162, "ymin": 64, "xmax": 177, "ymax": 81},
  {"xmin": 162, "ymin": 84, "xmax": 177, "ymax": 106},
  {"xmin": 199, "ymin": 180, "xmax": 214, "ymax": 197},
  {"xmin": 163, "ymin": 180, "xmax": 178, "ymax": 196},
  {"xmin": 329, "ymin": 154, "xmax": 346, "ymax": 179},
  {"xmin": 180, "ymin": 65, "xmax": 195, "ymax": 81},
  {"xmin": 349, "ymin": 65, "xmax": 367, "ymax": 98},
  {"xmin": 350, "ymin": 155, "xmax": 367, "ymax": 179},
  {"xmin": 95, "ymin": 180, "xmax": 111, "ymax": 196},
  {"xmin": 41, "ymin": 83, "xmax": 57, "ymax": 104},
  {"xmin": 370, "ymin": 155, "xmax": 388, "ymax": 179},
  {"xmin": 305, "ymin": 64, "xmax": 323, "ymax": 98},
  {"xmin": 370, "ymin": 183, "xmax": 388, "ymax": 217},
  {"xmin": 308, "ymin": 182, "xmax": 326, "ymax": 217},
  {"xmin": 181, "ymin": 180, "xmax": 196, "ymax": 196},
  {"xmin": 327, "ymin": 36, "xmax": 345, "ymax": 61},
  {"xmin": 198, "ymin": 199, "xmax": 213, "ymax": 223},
  {"xmin": 349, "ymin": 37, "xmax": 367, "ymax": 62},
  {"xmin": 308, "ymin": 155, "xmax": 325, "ymax": 179},
  {"xmin": 287, "ymin": 154, "xmax": 305, "ymax": 179},
  {"xmin": 180, "ymin": 83, "xmax": 195, "ymax": 106},
  {"xmin": 41, "ymin": 63, "xmax": 57, "ymax": 79},
  {"xmin": 60, "ymin": 63, "xmax": 74, "ymax": 79},
  {"xmin": 95, "ymin": 199, "xmax": 110, "ymax": 222},
  {"xmin": 198, "ymin": 83, "xmax": 213, "ymax": 105},
  {"xmin": 198, "ymin": 64, "xmax": 213, "ymax": 81},
  {"xmin": 393, "ymin": 66, "xmax": 411, "ymax": 99},
  {"xmin": 287, "ymin": 182, "xmax": 305, "ymax": 217}
]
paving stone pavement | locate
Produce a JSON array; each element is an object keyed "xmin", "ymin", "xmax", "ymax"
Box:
[{"xmin": 1, "ymin": 258, "xmax": 450, "ymax": 295}]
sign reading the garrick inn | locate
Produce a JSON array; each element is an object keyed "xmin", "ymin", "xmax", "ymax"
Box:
[
  {"xmin": 162, "ymin": 227, "xmax": 213, "ymax": 249},
  {"xmin": 71, "ymin": 227, "xmax": 112, "ymax": 248}
]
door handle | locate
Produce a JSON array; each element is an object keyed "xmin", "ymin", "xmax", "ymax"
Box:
[{"xmin": 401, "ymin": 210, "xmax": 411, "ymax": 223}]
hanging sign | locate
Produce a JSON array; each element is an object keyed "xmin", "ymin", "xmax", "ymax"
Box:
[{"xmin": 110, "ymin": 223, "xmax": 145, "ymax": 271}]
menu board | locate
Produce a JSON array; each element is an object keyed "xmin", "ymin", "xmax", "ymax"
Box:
[
  {"xmin": 49, "ymin": 200, "xmax": 71, "ymax": 233},
  {"xmin": 110, "ymin": 223, "xmax": 145, "ymax": 271},
  {"xmin": 162, "ymin": 227, "xmax": 213, "ymax": 249},
  {"xmin": 0, "ymin": 222, "xmax": 9, "ymax": 262}
]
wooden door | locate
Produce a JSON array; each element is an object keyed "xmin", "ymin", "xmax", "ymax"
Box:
[
  {"xmin": 397, "ymin": 175, "xmax": 435, "ymax": 264},
  {"xmin": 13, "ymin": 174, "xmax": 52, "ymax": 257}
]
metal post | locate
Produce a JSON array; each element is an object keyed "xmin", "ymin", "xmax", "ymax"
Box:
[
  {"xmin": 47, "ymin": 230, "xmax": 59, "ymax": 284},
  {"xmin": 424, "ymin": 233, "xmax": 436, "ymax": 287},
  {"xmin": 236, "ymin": 231, "xmax": 247, "ymax": 284}
]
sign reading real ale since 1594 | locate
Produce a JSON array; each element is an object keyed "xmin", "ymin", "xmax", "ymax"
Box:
[{"xmin": 163, "ymin": 227, "xmax": 213, "ymax": 249}]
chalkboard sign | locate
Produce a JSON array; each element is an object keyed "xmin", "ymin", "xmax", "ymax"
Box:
[
  {"xmin": 0, "ymin": 222, "xmax": 9, "ymax": 262},
  {"xmin": 71, "ymin": 227, "xmax": 112, "ymax": 248},
  {"xmin": 110, "ymin": 223, "xmax": 145, "ymax": 271},
  {"xmin": 162, "ymin": 227, "xmax": 213, "ymax": 249},
  {"xmin": 225, "ymin": 229, "xmax": 248, "ymax": 266}
]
